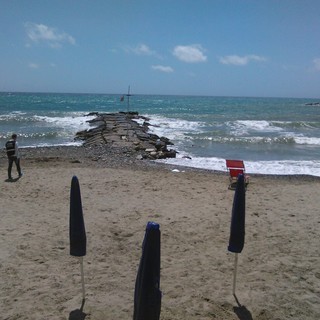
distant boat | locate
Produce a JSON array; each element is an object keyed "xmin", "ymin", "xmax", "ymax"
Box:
[{"xmin": 305, "ymin": 102, "xmax": 320, "ymax": 106}]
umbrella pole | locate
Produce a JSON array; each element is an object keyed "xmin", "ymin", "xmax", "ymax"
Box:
[
  {"xmin": 79, "ymin": 257, "xmax": 85, "ymax": 303},
  {"xmin": 232, "ymin": 253, "xmax": 238, "ymax": 296},
  {"xmin": 232, "ymin": 253, "xmax": 242, "ymax": 306}
]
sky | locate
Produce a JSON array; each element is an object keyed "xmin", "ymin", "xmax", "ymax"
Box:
[{"xmin": 1, "ymin": 0, "xmax": 320, "ymax": 98}]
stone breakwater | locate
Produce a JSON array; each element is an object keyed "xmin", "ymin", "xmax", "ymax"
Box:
[{"xmin": 75, "ymin": 112, "xmax": 177, "ymax": 160}]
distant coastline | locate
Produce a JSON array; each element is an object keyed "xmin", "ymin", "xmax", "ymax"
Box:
[{"xmin": 1, "ymin": 90, "xmax": 320, "ymax": 100}]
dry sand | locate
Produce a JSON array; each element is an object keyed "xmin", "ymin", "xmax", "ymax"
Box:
[{"xmin": 0, "ymin": 147, "xmax": 319, "ymax": 320}]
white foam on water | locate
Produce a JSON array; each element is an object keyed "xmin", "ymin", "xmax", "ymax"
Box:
[
  {"xmin": 132, "ymin": 118, "xmax": 145, "ymax": 126},
  {"xmin": 145, "ymin": 115, "xmax": 204, "ymax": 140},
  {"xmin": 294, "ymin": 136, "xmax": 320, "ymax": 145},
  {"xmin": 156, "ymin": 156, "xmax": 320, "ymax": 177},
  {"xmin": 246, "ymin": 159, "xmax": 320, "ymax": 176},
  {"xmin": 0, "ymin": 111, "xmax": 28, "ymax": 121},
  {"xmin": 23, "ymin": 140, "xmax": 83, "ymax": 148},
  {"xmin": 229, "ymin": 120, "xmax": 284, "ymax": 135},
  {"xmin": 33, "ymin": 114, "xmax": 95, "ymax": 131}
]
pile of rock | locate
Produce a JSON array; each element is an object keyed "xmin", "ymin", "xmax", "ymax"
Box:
[{"xmin": 75, "ymin": 112, "xmax": 177, "ymax": 160}]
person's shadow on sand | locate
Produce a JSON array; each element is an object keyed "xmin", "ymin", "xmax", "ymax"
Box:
[{"xmin": 69, "ymin": 300, "xmax": 87, "ymax": 320}]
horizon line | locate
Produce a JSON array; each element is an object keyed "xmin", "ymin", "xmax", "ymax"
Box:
[{"xmin": 0, "ymin": 90, "xmax": 319, "ymax": 100}]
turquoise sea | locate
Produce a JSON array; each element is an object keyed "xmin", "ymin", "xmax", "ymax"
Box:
[{"xmin": 1, "ymin": 92, "xmax": 320, "ymax": 176}]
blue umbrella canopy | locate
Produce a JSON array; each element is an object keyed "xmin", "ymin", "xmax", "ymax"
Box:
[
  {"xmin": 133, "ymin": 221, "xmax": 161, "ymax": 320},
  {"xmin": 228, "ymin": 174, "xmax": 246, "ymax": 254},
  {"xmin": 69, "ymin": 176, "xmax": 87, "ymax": 257}
]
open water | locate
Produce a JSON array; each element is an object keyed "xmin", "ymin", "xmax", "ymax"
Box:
[{"xmin": 1, "ymin": 92, "xmax": 320, "ymax": 176}]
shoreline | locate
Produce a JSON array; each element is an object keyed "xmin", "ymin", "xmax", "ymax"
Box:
[
  {"xmin": 1, "ymin": 144, "xmax": 319, "ymax": 319},
  {"xmin": 2, "ymin": 145, "xmax": 320, "ymax": 181}
]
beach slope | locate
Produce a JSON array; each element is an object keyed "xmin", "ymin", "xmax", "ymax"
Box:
[{"xmin": 0, "ymin": 147, "xmax": 319, "ymax": 319}]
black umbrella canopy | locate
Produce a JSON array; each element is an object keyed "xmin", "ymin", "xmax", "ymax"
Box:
[
  {"xmin": 228, "ymin": 174, "xmax": 246, "ymax": 254},
  {"xmin": 69, "ymin": 176, "xmax": 87, "ymax": 257},
  {"xmin": 133, "ymin": 221, "xmax": 161, "ymax": 320}
]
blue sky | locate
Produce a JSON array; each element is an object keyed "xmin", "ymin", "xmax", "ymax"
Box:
[{"xmin": 1, "ymin": 0, "xmax": 320, "ymax": 98}]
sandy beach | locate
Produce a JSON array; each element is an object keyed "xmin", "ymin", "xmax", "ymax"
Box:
[{"xmin": 0, "ymin": 146, "xmax": 319, "ymax": 320}]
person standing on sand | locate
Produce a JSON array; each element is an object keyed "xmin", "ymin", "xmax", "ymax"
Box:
[{"xmin": 6, "ymin": 133, "xmax": 23, "ymax": 180}]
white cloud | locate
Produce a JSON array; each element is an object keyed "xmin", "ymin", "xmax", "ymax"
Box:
[
  {"xmin": 25, "ymin": 22, "xmax": 75, "ymax": 48},
  {"xmin": 219, "ymin": 54, "xmax": 266, "ymax": 66},
  {"xmin": 125, "ymin": 43, "xmax": 160, "ymax": 58},
  {"xmin": 28, "ymin": 62, "xmax": 39, "ymax": 69},
  {"xmin": 133, "ymin": 44, "xmax": 153, "ymax": 55},
  {"xmin": 151, "ymin": 65, "xmax": 174, "ymax": 73},
  {"xmin": 173, "ymin": 45, "xmax": 207, "ymax": 63},
  {"xmin": 123, "ymin": 43, "xmax": 164, "ymax": 59},
  {"xmin": 313, "ymin": 58, "xmax": 320, "ymax": 71}
]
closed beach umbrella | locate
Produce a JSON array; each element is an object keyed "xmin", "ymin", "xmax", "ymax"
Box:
[
  {"xmin": 133, "ymin": 221, "xmax": 161, "ymax": 320},
  {"xmin": 228, "ymin": 174, "xmax": 246, "ymax": 297},
  {"xmin": 69, "ymin": 176, "xmax": 87, "ymax": 303}
]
